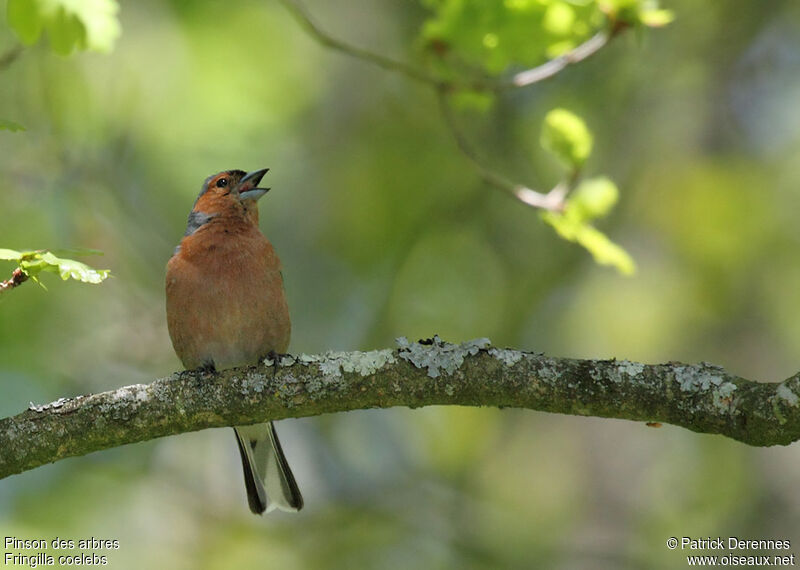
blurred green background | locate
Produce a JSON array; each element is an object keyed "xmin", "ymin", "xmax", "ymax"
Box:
[{"xmin": 2, "ymin": 0, "xmax": 800, "ymax": 568}]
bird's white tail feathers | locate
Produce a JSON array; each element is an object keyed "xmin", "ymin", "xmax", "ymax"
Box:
[{"xmin": 234, "ymin": 422, "xmax": 303, "ymax": 514}]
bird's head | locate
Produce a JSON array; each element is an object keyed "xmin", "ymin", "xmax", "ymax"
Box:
[
  {"xmin": 187, "ymin": 168, "xmax": 270, "ymax": 233},
  {"xmin": 195, "ymin": 168, "xmax": 270, "ymax": 211}
]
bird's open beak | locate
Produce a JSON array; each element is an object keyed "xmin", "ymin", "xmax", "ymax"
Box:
[{"xmin": 237, "ymin": 168, "xmax": 270, "ymax": 202}]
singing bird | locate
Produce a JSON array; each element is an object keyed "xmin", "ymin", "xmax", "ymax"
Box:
[{"xmin": 165, "ymin": 168, "xmax": 303, "ymax": 514}]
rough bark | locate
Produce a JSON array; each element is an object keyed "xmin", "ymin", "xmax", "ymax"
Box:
[{"xmin": 2, "ymin": 337, "xmax": 800, "ymax": 480}]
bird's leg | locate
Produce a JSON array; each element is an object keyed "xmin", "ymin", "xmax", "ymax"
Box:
[{"xmin": 262, "ymin": 349, "xmax": 288, "ymax": 367}]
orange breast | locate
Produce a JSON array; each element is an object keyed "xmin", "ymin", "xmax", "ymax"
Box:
[{"xmin": 165, "ymin": 224, "xmax": 290, "ymax": 370}]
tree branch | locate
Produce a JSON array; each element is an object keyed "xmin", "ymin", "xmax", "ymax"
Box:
[
  {"xmin": 0, "ymin": 268, "xmax": 29, "ymax": 294},
  {"xmin": 503, "ymin": 31, "xmax": 610, "ymax": 89},
  {"xmin": 3, "ymin": 337, "xmax": 800, "ymax": 480}
]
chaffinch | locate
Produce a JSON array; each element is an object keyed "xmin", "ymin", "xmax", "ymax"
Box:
[{"xmin": 165, "ymin": 168, "xmax": 302, "ymax": 514}]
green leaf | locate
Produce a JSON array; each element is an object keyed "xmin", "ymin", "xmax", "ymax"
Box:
[
  {"xmin": 543, "ymin": 3, "xmax": 575, "ymax": 36},
  {"xmin": 599, "ymin": 0, "xmax": 642, "ymax": 23},
  {"xmin": 30, "ymin": 275, "xmax": 47, "ymax": 290},
  {"xmin": 6, "ymin": 0, "xmax": 120, "ymax": 54},
  {"xmin": 65, "ymin": 0, "xmax": 121, "ymax": 54},
  {"xmin": 18, "ymin": 257, "xmax": 48, "ymax": 274},
  {"xmin": 46, "ymin": 6, "xmax": 86, "ymax": 55},
  {"xmin": 599, "ymin": 0, "xmax": 674, "ymax": 28},
  {"xmin": 7, "ymin": 0, "xmax": 43, "ymax": 45},
  {"xmin": 541, "ymin": 108, "xmax": 593, "ymax": 169},
  {"xmin": 0, "ymin": 119, "xmax": 26, "ymax": 132},
  {"xmin": 1, "ymin": 248, "xmax": 110, "ymax": 286},
  {"xmin": 41, "ymin": 252, "xmax": 109, "ymax": 283},
  {"xmin": 542, "ymin": 212, "xmax": 636, "ymax": 275},
  {"xmin": 0, "ymin": 248, "xmax": 23, "ymax": 261},
  {"xmin": 639, "ymin": 9, "xmax": 674, "ymax": 27},
  {"xmin": 567, "ymin": 177, "xmax": 619, "ymax": 222},
  {"xmin": 574, "ymin": 224, "xmax": 635, "ymax": 275}
]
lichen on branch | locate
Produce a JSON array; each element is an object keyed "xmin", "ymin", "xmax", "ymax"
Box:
[{"xmin": 2, "ymin": 337, "xmax": 799, "ymax": 480}]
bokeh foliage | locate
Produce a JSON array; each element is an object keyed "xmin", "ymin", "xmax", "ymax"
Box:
[
  {"xmin": 7, "ymin": 0, "xmax": 119, "ymax": 54},
  {"xmin": 2, "ymin": 0, "xmax": 800, "ymax": 569}
]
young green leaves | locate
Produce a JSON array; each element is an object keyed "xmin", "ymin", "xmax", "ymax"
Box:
[
  {"xmin": 600, "ymin": 0, "xmax": 675, "ymax": 29},
  {"xmin": 420, "ymin": 0, "xmax": 674, "ymax": 79},
  {"xmin": 0, "ymin": 248, "xmax": 110, "ymax": 292},
  {"xmin": 540, "ymin": 109, "xmax": 635, "ymax": 275},
  {"xmin": 541, "ymin": 108, "xmax": 594, "ymax": 170}
]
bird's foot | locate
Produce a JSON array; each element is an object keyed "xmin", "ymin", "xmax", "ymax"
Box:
[{"xmin": 262, "ymin": 350, "xmax": 288, "ymax": 367}]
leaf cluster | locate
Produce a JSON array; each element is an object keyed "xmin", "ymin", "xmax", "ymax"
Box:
[
  {"xmin": 540, "ymin": 109, "xmax": 634, "ymax": 274},
  {"xmin": 0, "ymin": 248, "xmax": 110, "ymax": 290},
  {"xmin": 420, "ymin": 0, "xmax": 672, "ymax": 77}
]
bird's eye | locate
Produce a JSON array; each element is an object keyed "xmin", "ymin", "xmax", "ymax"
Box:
[{"xmin": 216, "ymin": 178, "xmax": 229, "ymax": 188}]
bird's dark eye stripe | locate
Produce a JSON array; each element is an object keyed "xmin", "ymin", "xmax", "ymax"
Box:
[{"xmin": 216, "ymin": 178, "xmax": 229, "ymax": 188}]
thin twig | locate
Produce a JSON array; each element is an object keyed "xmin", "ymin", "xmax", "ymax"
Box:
[
  {"xmin": 504, "ymin": 32, "xmax": 610, "ymax": 88},
  {"xmin": 0, "ymin": 44, "xmax": 23, "ymax": 72},
  {"xmin": 278, "ymin": 0, "xmax": 617, "ymax": 92},
  {"xmin": 437, "ymin": 90, "xmax": 571, "ymax": 212},
  {"xmin": 277, "ymin": 0, "xmax": 442, "ymax": 87},
  {"xmin": 0, "ymin": 268, "xmax": 29, "ymax": 294}
]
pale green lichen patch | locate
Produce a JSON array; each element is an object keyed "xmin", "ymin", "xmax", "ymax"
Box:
[
  {"xmin": 298, "ymin": 353, "xmax": 320, "ymax": 364},
  {"xmin": 676, "ymin": 367, "xmax": 724, "ymax": 391},
  {"xmin": 318, "ymin": 355, "xmax": 345, "ymax": 377},
  {"xmin": 717, "ymin": 382, "xmax": 737, "ymax": 398},
  {"xmin": 29, "ymin": 397, "xmax": 73, "ymax": 413},
  {"xmin": 488, "ymin": 347, "xmax": 523, "ymax": 366},
  {"xmin": 536, "ymin": 360, "xmax": 561, "ymax": 385},
  {"xmin": 674, "ymin": 365, "xmax": 738, "ymax": 411},
  {"xmin": 317, "ymin": 349, "xmax": 397, "ymax": 378},
  {"xmin": 245, "ymin": 371, "xmax": 268, "ymax": 394},
  {"xmin": 396, "ymin": 336, "xmax": 491, "ymax": 378},
  {"xmin": 616, "ymin": 360, "xmax": 645, "ymax": 377},
  {"xmin": 776, "ymin": 383, "xmax": 799, "ymax": 406},
  {"xmin": 712, "ymin": 383, "xmax": 738, "ymax": 412},
  {"xmin": 274, "ymin": 373, "xmax": 299, "ymax": 407},
  {"xmin": 110, "ymin": 386, "xmax": 148, "ymax": 404}
]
